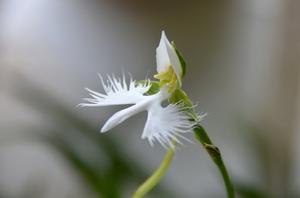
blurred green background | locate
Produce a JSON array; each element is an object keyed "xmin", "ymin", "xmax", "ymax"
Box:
[{"xmin": 0, "ymin": 0, "xmax": 300, "ymax": 197}]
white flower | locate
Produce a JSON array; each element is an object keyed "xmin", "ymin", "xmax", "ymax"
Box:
[
  {"xmin": 79, "ymin": 31, "xmax": 195, "ymax": 147},
  {"xmin": 79, "ymin": 74, "xmax": 194, "ymax": 147}
]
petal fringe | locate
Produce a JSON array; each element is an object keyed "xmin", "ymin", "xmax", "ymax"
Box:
[
  {"xmin": 79, "ymin": 74, "xmax": 151, "ymax": 107},
  {"xmin": 142, "ymin": 103, "xmax": 195, "ymax": 148}
]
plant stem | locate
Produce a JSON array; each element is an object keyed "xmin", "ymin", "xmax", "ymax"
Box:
[
  {"xmin": 168, "ymin": 88, "xmax": 234, "ymax": 197},
  {"xmin": 132, "ymin": 146, "xmax": 175, "ymax": 198},
  {"xmin": 217, "ymin": 156, "xmax": 234, "ymax": 198},
  {"xmin": 194, "ymin": 125, "xmax": 235, "ymax": 198}
]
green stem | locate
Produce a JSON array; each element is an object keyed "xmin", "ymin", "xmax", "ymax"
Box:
[
  {"xmin": 132, "ymin": 146, "xmax": 175, "ymax": 198},
  {"xmin": 194, "ymin": 125, "xmax": 235, "ymax": 198},
  {"xmin": 168, "ymin": 88, "xmax": 234, "ymax": 197}
]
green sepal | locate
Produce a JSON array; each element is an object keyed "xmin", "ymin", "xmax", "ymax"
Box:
[
  {"xmin": 171, "ymin": 41, "xmax": 186, "ymax": 78},
  {"xmin": 136, "ymin": 80, "xmax": 160, "ymax": 95}
]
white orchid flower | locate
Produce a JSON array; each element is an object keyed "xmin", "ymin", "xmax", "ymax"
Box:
[{"xmin": 79, "ymin": 31, "xmax": 196, "ymax": 148}]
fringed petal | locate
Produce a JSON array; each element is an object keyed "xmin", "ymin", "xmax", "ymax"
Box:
[
  {"xmin": 142, "ymin": 102, "xmax": 194, "ymax": 148},
  {"xmin": 79, "ymin": 74, "xmax": 151, "ymax": 107}
]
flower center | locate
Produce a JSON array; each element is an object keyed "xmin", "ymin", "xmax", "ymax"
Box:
[{"xmin": 154, "ymin": 65, "xmax": 178, "ymax": 93}]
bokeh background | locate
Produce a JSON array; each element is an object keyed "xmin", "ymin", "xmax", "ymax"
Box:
[{"xmin": 1, "ymin": 0, "xmax": 300, "ymax": 197}]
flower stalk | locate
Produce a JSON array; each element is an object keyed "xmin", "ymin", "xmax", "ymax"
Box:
[{"xmin": 132, "ymin": 145, "xmax": 175, "ymax": 198}]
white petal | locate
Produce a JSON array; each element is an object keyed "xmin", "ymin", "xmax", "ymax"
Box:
[
  {"xmin": 79, "ymin": 74, "xmax": 150, "ymax": 107},
  {"xmin": 156, "ymin": 31, "xmax": 182, "ymax": 84},
  {"xmin": 156, "ymin": 31, "xmax": 171, "ymax": 73},
  {"xmin": 101, "ymin": 99, "xmax": 149, "ymax": 132},
  {"xmin": 142, "ymin": 102, "xmax": 194, "ymax": 147}
]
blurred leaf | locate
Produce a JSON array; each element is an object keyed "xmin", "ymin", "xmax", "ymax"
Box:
[
  {"xmin": 45, "ymin": 133, "xmax": 120, "ymax": 197},
  {"xmin": 235, "ymin": 183, "xmax": 270, "ymax": 198},
  {"xmin": 11, "ymin": 75, "xmax": 175, "ymax": 198}
]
